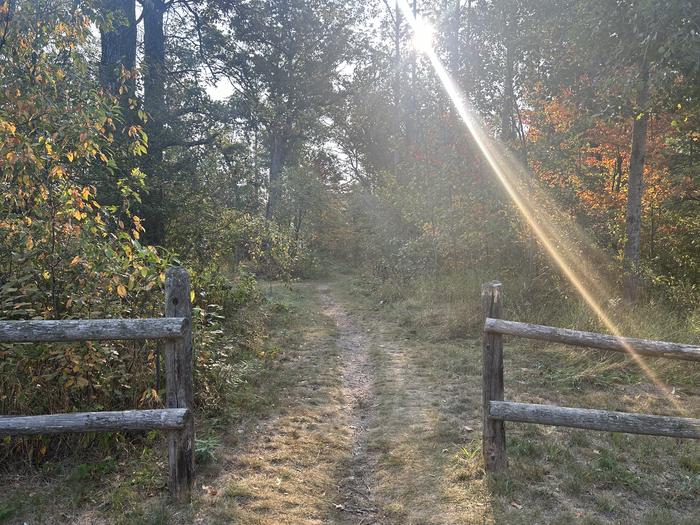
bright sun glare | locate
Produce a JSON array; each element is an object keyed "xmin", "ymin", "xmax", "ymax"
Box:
[
  {"xmin": 411, "ymin": 16, "xmax": 434, "ymax": 53},
  {"xmin": 396, "ymin": 0, "xmax": 686, "ymax": 414}
]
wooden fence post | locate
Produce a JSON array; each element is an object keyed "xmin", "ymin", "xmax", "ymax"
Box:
[
  {"xmin": 481, "ymin": 281, "xmax": 506, "ymax": 473},
  {"xmin": 164, "ymin": 267, "xmax": 194, "ymax": 502}
]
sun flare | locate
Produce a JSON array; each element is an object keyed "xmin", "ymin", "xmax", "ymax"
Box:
[
  {"xmin": 411, "ymin": 16, "xmax": 435, "ymax": 53},
  {"xmin": 394, "ymin": 0, "xmax": 685, "ymax": 414}
]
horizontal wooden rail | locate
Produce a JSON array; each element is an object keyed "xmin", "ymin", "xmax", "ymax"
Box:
[
  {"xmin": 0, "ymin": 318, "xmax": 188, "ymax": 343},
  {"xmin": 484, "ymin": 318, "xmax": 700, "ymax": 362},
  {"xmin": 0, "ymin": 408, "xmax": 190, "ymax": 435},
  {"xmin": 489, "ymin": 401, "xmax": 700, "ymax": 439}
]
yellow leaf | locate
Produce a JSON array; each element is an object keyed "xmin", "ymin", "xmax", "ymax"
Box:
[
  {"xmin": 66, "ymin": 151, "xmax": 75, "ymax": 162},
  {"xmin": 159, "ymin": 272, "xmax": 166, "ymax": 284},
  {"xmin": 26, "ymin": 237, "xmax": 33, "ymax": 250},
  {"xmin": 117, "ymin": 284, "xmax": 127, "ymax": 298},
  {"xmin": 81, "ymin": 187, "xmax": 90, "ymax": 200},
  {"xmin": 45, "ymin": 143, "xmax": 52, "ymax": 155},
  {"xmin": 1, "ymin": 120, "xmax": 16, "ymax": 133},
  {"xmin": 190, "ymin": 290, "xmax": 195, "ymax": 303},
  {"xmin": 70, "ymin": 256, "xmax": 80, "ymax": 266}
]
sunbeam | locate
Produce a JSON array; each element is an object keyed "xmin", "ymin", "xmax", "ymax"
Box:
[
  {"xmin": 394, "ymin": 0, "xmax": 686, "ymax": 414},
  {"xmin": 411, "ymin": 16, "xmax": 435, "ymax": 53}
]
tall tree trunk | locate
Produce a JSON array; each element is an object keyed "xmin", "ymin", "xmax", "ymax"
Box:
[
  {"xmin": 97, "ymin": 0, "xmax": 136, "ymax": 208},
  {"xmin": 500, "ymin": 35, "xmax": 514, "ymax": 141},
  {"xmin": 99, "ymin": 0, "xmax": 136, "ymax": 122},
  {"xmin": 392, "ymin": 0, "xmax": 402, "ymax": 171},
  {"xmin": 406, "ymin": 0, "xmax": 417, "ymax": 147},
  {"xmin": 265, "ymin": 135, "xmax": 286, "ymax": 220},
  {"xmin": 623, "ymin": 57, "xmax": 650, "ymax": 304},
  {"xmin": 447, "ymin": 0, "xmax": 461, "ymax": 76},
  {"xmin": 142, "ymin": 0, "xmax": 168, "ymax": 245}
]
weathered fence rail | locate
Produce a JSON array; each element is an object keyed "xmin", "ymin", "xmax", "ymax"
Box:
[
  {"xmin": 489, "ymin": 401, "xmax": 700, "ymax": 439},
  {"xmin": 0, "ymin": 267, "xmax": 194, "ymax": 502},
  {"xmin": 0, "ymin": 409, "xmax": 191, "ymax": 435},
  {"xmin": 484, "ymin": 318, "xmax": 700, "ymax": 362},
  {"xmin": 481, "ymin": 281, "xmax": 700, "ymax": 473},
  {"xmin": 0, "ymin": 318, "xmax": 188, "ymax": 343}
]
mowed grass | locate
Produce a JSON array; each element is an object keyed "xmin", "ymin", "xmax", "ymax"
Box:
[{"xmin": 343, "ymin": 273, "xmax": 699, "ymax": 524}]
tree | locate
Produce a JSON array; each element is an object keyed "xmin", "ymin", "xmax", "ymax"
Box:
[{"xmin": 217, "ymin": 0, "xmax": 356, "ymax": 219}]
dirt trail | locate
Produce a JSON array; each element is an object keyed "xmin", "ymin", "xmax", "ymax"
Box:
[
  {"xmin": 314, "ymin": 282, "xmax": 487, "ymax": 524},
  {"xmin": 191, "ymin": 279, "xmax": 487, "ymax": 525},
  {"xmin": 318, "ymin": 284, "xmax": 383, "ymax": 524}
]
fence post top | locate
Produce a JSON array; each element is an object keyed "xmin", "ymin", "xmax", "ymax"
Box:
[
  {"xmin": 165, "ymin": 266, "xmax": 189, "ymax": 279},
  {"xmin": 481, "ymin": 281, "xmax": 503, "ymax": 298}
]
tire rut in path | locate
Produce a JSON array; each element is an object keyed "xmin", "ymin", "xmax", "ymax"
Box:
[{"xmin": 318, "ymin": 285, "xmax": 384, "ymax": 525}]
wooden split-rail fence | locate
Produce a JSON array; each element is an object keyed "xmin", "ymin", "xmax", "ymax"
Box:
[
  {"xmin": 481, "ymin": 281, "xmax": 700, "ymax": 473},
  {"xmin": 0, "ymin": 267, "xmax": 194, "ymax": 501}
]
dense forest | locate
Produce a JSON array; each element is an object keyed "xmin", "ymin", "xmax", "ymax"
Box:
[{"xmin": 1, "ymin": 0, "xmax": 699, "ymax": 523}]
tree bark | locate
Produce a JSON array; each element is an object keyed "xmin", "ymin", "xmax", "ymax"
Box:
[
  {"xmin": 0, "ymin": 409, "xmax": 190, "ymax": 435},
  {"xmin": 392, "ymin": 0, "xmax": 402, "ymax": 171},
  {"xmin": 406, "ymin": 0, "xmax": 417, "ymax": 147},
  {"xmin": 484, "ymin": 318, "xmax": 700, "ymax": 362},
  {"xmin": 623, "ymin": 57, "xmax": 650, "ymax": 304},
  {"xmin": 0, "ymin": 318, "xmax": 187, "ymax": 342},
  {"xmin": 489, "ymin": 402, "xmax": 700, "ymax": 439},
  {"xmin": 98, "ymin": 0, "xmax": 136, "ymax": 121},
  {"xmin": 142, "ymin": 0, "xmax": 168, "ymax": 245},
  {"xmin": 97, "ymin": 0, "xmax": 138, "ymax": 211},
  {"xmin": 447, "ymin": 0, "xmax": 461, "ymax": 75},
  {"xmin": 481, "ymin": 282, "xmax": 506, "ymax": 473},
  {"xmin": 500, "ymin": 33, "xmax": 514, "ymax": 141}
]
